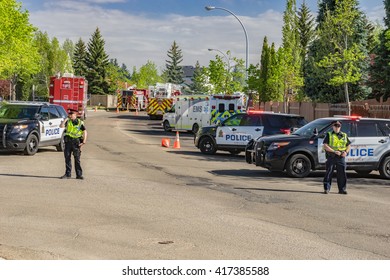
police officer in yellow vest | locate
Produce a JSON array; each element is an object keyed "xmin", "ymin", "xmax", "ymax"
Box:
[
  {"xmin": 60, "ymin": 109, "xmax": 87, "ymax": 179},
  {"xmin": 322, "ymin": 120, "xmax": 351, "ymax": 194}
]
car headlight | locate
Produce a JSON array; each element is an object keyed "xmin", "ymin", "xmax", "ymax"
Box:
[
  {"xmin": 11, "ymin": 124, "xmax": 29, "ymax": 133},
  {"xmin": 268, "ymin": 142, "xmax": 290, "ymax": 151}
]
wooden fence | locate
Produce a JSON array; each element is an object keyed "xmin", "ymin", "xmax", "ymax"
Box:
[{"xmin": 253, "ymin": 99, "xmax": 390, "ymax": 121}]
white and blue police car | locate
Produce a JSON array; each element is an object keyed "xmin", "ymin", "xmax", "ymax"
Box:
[
  {"xmin": 245, "ymin": 116, "xmax": 390, "ymax": 179},
  {"xmin": 0, "ymin": 101, "xmax": 68, "ymax": 155},
  {"xmin": 194, "ymin": 111, "xmax": 307, "ymax": 155}
]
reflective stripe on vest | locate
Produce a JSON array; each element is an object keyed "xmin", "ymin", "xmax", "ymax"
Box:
[
  {"xmin": 65, "ymin": 119, "xmax": 83, "ymax": 139},
  {"xmin": 328, "ymin": 132, "xmax": 348, "ymax": 151}
]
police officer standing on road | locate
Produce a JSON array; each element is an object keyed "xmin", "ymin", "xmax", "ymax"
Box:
[
  {"xmin": 322, "ymin": 120, "xmax": 351, "ymax": 194},
  {"xmin": 60, "ymin": 109, "xmax": 87, "ymax": 180}
]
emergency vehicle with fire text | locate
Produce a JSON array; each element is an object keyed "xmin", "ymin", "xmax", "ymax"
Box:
[
  {"xmin": 163, "ymin": 93, "xmax": 247, "ymax": 134},
  {"xmin": 147, "ymin": 83, "xmax": 181, "ymax": 120},
  {"xmin": 49, "ymin": 74, "xmax": 88, "ymax": 119}
]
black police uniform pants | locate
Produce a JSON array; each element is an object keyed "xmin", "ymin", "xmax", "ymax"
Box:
[
  {"xmin": 64, "ymin": 139, "xmax": 82, "ymax": 177},
  {"xmin": 323, "ymin": 155, "xmax": 347, "ymax": 192}
]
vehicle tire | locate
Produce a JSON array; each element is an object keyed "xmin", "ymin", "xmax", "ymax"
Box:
[
  {"xmin": 24, "ymin": 134, "xmax": 39, "ymax": 156},
  {"xmin": 354, "ymin": 170, "xmax": 372, "ymax": 176},
  {"xmin": 229, "ymin": 150, "xmax": 241, "ymax": 155},
  {"xmin": 163, "ymin": 120, "xmax": 171, "ymax": 132},
  {"xmin": 192, "ymin": 123, "xmax": 199, "ymax": 134},
  {"xmin": 56, "ymin": 133, "xmax": 65, "ymax": 152},
  {"xmin": 379, "ymin": 156, "xmax": 390, "ymax": 179},
  {"xmin": 286, "ymin": 154, "xmax": 311, "ymax": 178},
  {"xmin": 199, "ymin": 137, "xmax": 217, "ymax": 155}
]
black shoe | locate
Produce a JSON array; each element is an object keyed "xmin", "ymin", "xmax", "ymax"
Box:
[
  {"xmin": 324, "ymin": 190, "xmax": 329, "ymax": 194},
  {"xmin": 76, "ymin": 176, "xmax": 84, "ymax": 180},
  {"xmin": 60, "ymin": 174, "xmax": 71, "ymax": 179},
  {"xmin": 339, "ymin": 191, "xmax": 348, "ymax": 195}
]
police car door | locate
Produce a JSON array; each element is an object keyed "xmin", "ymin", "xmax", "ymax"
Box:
[
  {"xmin": 216, "ymin": 114, "xmax": 263, "ymax": 146},
  {"xmin": 351, "ymin": 121, "xmax": 388, "ymax": 163},
  {"xmin": 48, "ymin": 105, "xmax": 65, "ymax": 139},
  {"xmin": 38, "ymin": 106, "xmax": 51, "ymax": 143}
]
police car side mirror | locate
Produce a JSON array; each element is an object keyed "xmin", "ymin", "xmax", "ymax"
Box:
[{"xmin": 36, "ymin": 114, "xmax": 48, "ymax": 121}]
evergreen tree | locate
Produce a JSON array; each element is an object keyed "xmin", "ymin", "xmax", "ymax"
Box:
[
  {"xmin": 369, "ymin": 0, "xmax": 390, "ymax": 101},
  {"xmin": 73, "ymin": 38, "xmax": 88, "ymax": 77},
  {"xmin": 259, "ymin": 36, "xmax": 271, "ymax": 102},
  {"xmin": 297, "ymin": 1, "xmax": 315, "ymax": 66},
  {"xmin": 85, "ymin": 28, "xmax": 109, "ymax": 94},
  {"xmin": 165, "ymin": 41, "xmax": 184, "ymax": 84},
  {"xmin": 190, "ymin": 61, "xmax": 208, "ymax": 94}
]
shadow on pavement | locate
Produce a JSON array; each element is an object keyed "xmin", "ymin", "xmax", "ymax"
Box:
[{"xmin": 0, "ymin": 173, "xmax": 61, "ymax": 179}]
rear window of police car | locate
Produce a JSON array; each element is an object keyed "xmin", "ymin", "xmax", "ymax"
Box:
[{"xmin": 265, "ymin": 115, "xmax": 307, "ymax": 128}]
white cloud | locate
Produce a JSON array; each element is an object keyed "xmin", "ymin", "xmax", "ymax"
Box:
[{"xmin": 29, "ymin": 3, "xmax": 283, "ymax": 72}]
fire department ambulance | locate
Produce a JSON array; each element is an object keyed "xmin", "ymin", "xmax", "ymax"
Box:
[{"xmin": 162, "ymin": 93, "xmax": 247, "ymax": 134}]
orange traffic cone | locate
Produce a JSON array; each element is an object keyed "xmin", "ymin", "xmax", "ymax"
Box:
[
  {"xmin": 116, "ymin": 107, "xmax": 119, "ymax": 113},
  {"xmin": 94, "ymin": 106, "xmax": 97, "ymax": 112},
  {"xmin": 135, "ymin": 108, "xmax": 139, "ymax": 116},
  {"xmin": 173, "ymin": 131, "xmax": 181, "ymax": 149},
  {"xmin": 161, "ymin": 138, "xmax": 170, "ymax": 148}
]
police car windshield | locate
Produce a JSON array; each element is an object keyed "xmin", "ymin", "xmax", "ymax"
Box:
[
  {"xmin": 0, "ymin": 105, "xmax": 39, "ymax": 120},
  {"xmin": 293, "ymin": 119, "xmax": 330, "ymax": 137}
]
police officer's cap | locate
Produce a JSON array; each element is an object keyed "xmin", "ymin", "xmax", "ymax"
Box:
[
  {"xmin": 68, "ymin": 109, "xmax": 78, "ymax": 114},
  {"xmin": 331, "ymin": 120, "xmax": 342, "ymax": 126}
]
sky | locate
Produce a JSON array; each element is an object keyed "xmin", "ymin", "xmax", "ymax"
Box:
[{"xmin": 20, "ymin": 0, "xmax": 386, "ymax": 73}]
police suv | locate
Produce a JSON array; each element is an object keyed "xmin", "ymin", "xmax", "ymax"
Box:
[
  {"xmin": 245, "ymin": 116, "xmax": 390, "ymax": 179},
  {"xmin": 194, "ymin": 111, "xmax": 307, "ymax": 155},
  {"xmin": 0, "ymin": 101, "xmax": 67, "ymax": 155}
]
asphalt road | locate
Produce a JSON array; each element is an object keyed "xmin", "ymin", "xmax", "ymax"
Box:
[{"xmin": 0, "ymin": 110, "xmax": 389, "ymax": 260}]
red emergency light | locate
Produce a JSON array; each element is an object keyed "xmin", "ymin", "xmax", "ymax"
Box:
[{"xmin": 247, "ymin": 110, "xmax": 264, "ymax": 114}]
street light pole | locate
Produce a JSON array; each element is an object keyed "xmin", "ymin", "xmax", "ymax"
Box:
[
  {"xmin": 208, "ymin": 48, "xmax": 230, "ymax": 72},
  {"xmin": 205, "ymin": 5, "xmax": 248, "ymax": 79}
]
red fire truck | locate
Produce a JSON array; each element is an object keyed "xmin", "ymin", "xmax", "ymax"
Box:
[{"xmin": 49, "ymin": 74, "xmax": 88, "ymax": 119}]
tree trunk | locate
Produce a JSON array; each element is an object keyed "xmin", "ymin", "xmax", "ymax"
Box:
[{"xmin": 344, "ymin": 82, "xmax": 351, "ymax": 116}]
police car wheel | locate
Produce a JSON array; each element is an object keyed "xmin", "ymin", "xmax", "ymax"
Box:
[
  {"xmin": 163, "ymin": 121, "xmax": 171, "ymax": 132},
  {"xmin": 379, "ymin": 156, "xmax": 390, "ymax": 179},
  {"xmin": 24, "ymin": 134, "xmax": 39, "ymax": 156},
  {"xmin": 56, "ymin": 133, "xmax": 65, "ymax": 152},
  {"xmin": 286, "ymin": 154, "xmax": 311, "ymax": 178},
  {"xmin": 199, "ymin": 137, "xmax": 217, "ymax": 155}
]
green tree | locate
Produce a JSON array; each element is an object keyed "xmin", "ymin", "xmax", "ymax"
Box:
[
  {"xmin": 317, "ymin": 0, "xmax": 366, "ymax": 115},
  {"xmin": 280, "ymin": 0, "xmax": 304, "ymax": 109},
  {"xmin": 369, "ymin": 0, "xmax": 390, "ymax": 101},
  {"xmin": 0, "ymin": 0, "xmax": 39, "ymax": 100},
  {"xmin": 165, "ymin": 41, "xmax": 184, "ymax": 84},
  {"xmin": 133, "ymin": 61, "xmax": 161, "ymax": 88},
  {"xmin": 297, "ymin": 0, "xmax": 315, "ymax": 82},
  {"xmin": 305, "ymin": 0, "xmax": 370, "ymax": 104},
  {"xmin": 267, "ymin": 45, "xmax": 285, "ymax": 102},
  {"xmin": 85, "ymin": 27, "xmax": 109, "ymax": 94},
  {"xmin": 189, "ymin": 61, "xmax": 208, "ymax": 94},
  {"xmin": 73, "ymin": 38, "xmax": 88, "ymax": 77},
  {"xmin": 259, "ymin": 36, "xmax": 271, "ymax": 102}
]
